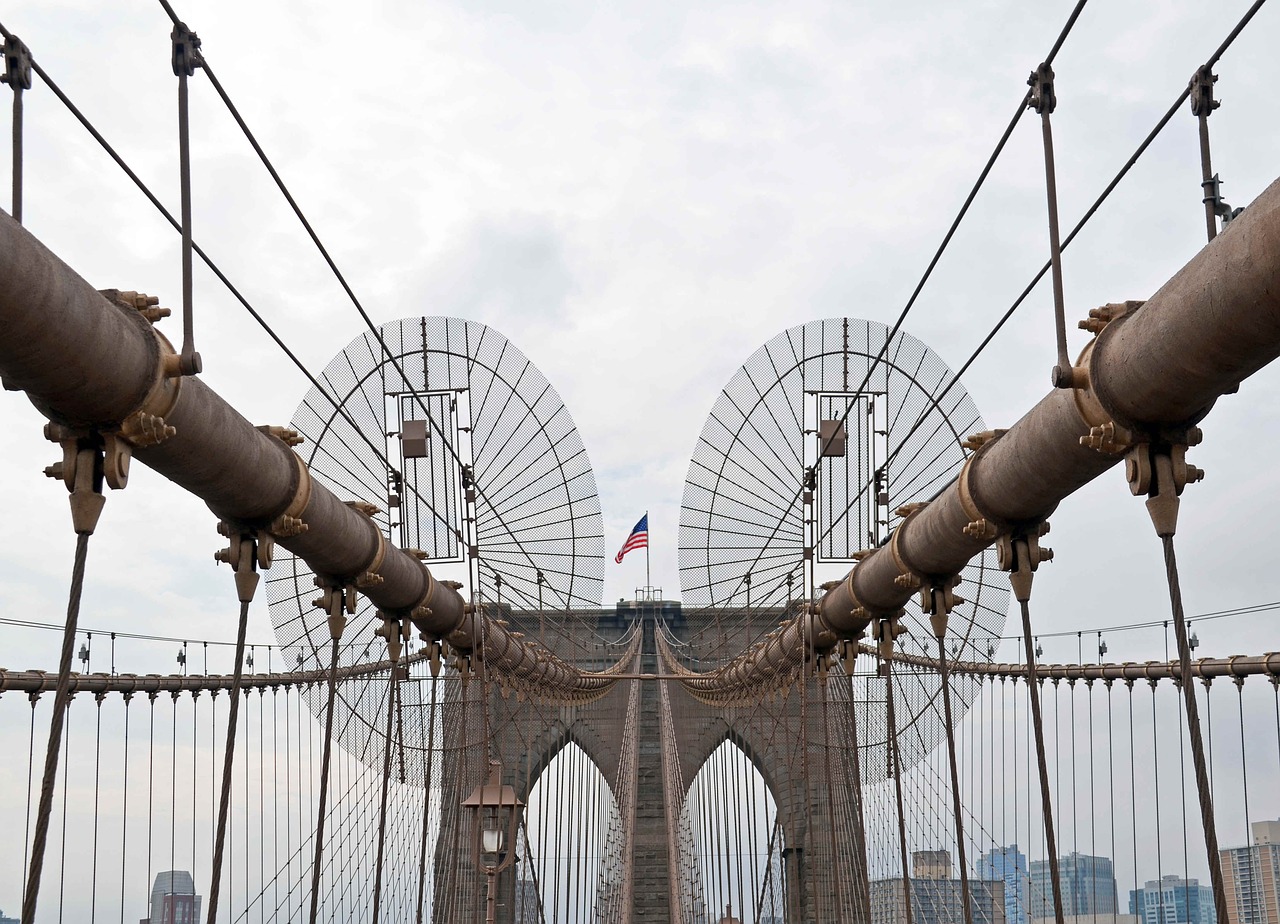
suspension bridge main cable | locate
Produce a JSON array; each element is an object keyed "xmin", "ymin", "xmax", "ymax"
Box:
[
  {"xmin": 0, "ymin": 21, "xmax": 470, "ymax": 553},
  {"xmin": 822, "ymin": 0, "xmax": 1273, "ymax": 551}
]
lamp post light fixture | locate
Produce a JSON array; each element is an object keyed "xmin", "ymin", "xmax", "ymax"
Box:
[{"xmin": 462, "ymin": 760, "xmax": 524, "ymax": 924}]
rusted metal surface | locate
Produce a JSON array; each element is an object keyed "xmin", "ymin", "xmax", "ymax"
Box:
[
  {"xmin": 879, "ymin": 646, "xmax": 1280, "ymax": 683},
  {"xmin": 0, "ymin": 208, "xmax": 623, "ymax": 701},
  {"xmin": 822, "ymin": 175, "xmax": 1280, "ymax": 633},
  {"xmin": 678, "ymin": 175, "xmax": 1280, "ymax": 698}
]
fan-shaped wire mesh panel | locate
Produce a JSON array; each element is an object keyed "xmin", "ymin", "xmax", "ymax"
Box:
[
  {"xmin": 678, "ymin": 317, "xmax": 1010, "ymax": 777},
  {"xmin": 265, "ymin": 317, "xmax": 605, "ymax": 777}
]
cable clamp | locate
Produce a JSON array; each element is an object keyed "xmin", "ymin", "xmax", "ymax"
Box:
[
  {"xmin": 1128, "ymin": 432, "xmax": 1205, "ymax": 538},
  {"xmin": 1189, "ymin": 65, "xmax": 1220, "ymax": 118},
  {"xmin": 872, "ymin": 610, "xmax": 908, "ymax": 662},
  {"xmin": 170, "ymin": 22, "xmax": 202, "ymax": 77},
  {"xmin": 919, "ymin": 575, "xmax": 965, "ymax": 638},
  {"xmin": 1027, "ymin": 62, "xmax": 1056, "ymax": 115},
  {"xmin": 1, "ymin": 35, "xmax": 32, "ymax": 91},
  {"xmin": 214, "ymin": 520, "xmax": 273, "ymax": 603},
  {"xmin": 312, "ymin": 576, "xmax": 356, "ymax": 640},
  {"xmin": 1201, "ymin": 173, "xmax": 1243, "ymax": 223},
  {"xmin": 42, "ymin": 424, "xmax": 107, "ymax": 534},
  {"xmin": 374, "ymin": 610, "xmax": 411, "ymax": 662},
  {"xmin": 996, "ymin": 522, "xmax": 1053, "ymax": 602}
]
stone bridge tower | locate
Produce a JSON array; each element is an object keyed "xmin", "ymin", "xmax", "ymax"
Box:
[{"xmin": 434, "ymin": 596, "xmax": 868, "ymax": 923}]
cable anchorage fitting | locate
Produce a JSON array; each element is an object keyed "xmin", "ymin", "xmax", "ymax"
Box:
[
  {"xmin": 312, "ymin": 576, "xmax": 357, "ymax": 641},
  {"xmin": 995, "ymin": 521, "xmax": 1053, "ymax": 603},
  {"xmin": 214, "ymin": 520, "xmax": 274, "ymax": 604},
  {"xmin": 1125, "ymin": 429, "xmax": 1205, "ymax": 538},
  {"xmin": 872, "ymin": 611, "xmax": 908, "ymax": 664},
  {"xmin": 42, "ymin": 424, "xmax": 108, "ymax": 535},
  {"xmin": 374, "ymin": 610, "xmax": 412, "ymax": 664},
  {"xmin": 919, "ymin": 575, "xmax": 964, "ymax": 640}
]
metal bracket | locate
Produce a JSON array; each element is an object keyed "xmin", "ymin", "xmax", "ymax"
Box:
[
  {"xmin": 1, "ymin": 35, "xmax": 32, "ymax": 91},
  {"xmin": 374, "ymin": 610, "xmax": 411, "ymax": 662},
  {"xmin": 42, "ymin": 424, "xmax": 107, "ymax": 534},
  {"xmin": 872, "ymin": 610, "xmax": 908, "ymax": 661},
  {"xmin": 312, "ymin": 576, "xmax": 357, "ymax": 640},
  {"xmin": 995, "ymin": 522, "xmax": 1053, "ymax": 603},
  {"xmin": 1128, "ymin": 433, "xmax": 1205, "ymax": 538},
  {"xmin": 918, "ymin": 575, "xmax": 964, "ymax": 639},
  {"xmin": 1201, "ymin": 173, "xmax": 1242, "ymax": 223},
  {"xmin": 1189, "ymin": 65, "xmax": 1220, "ymax": 119},
  {"xmin": 170, "ymin": 22, "xmax": 202, "ymax": 77},
  {"xmin": 214, "ymin": 520, "xmax": 273, "ymax": 603},
  {"xmin": 1027, "ymin": 62, "xmax": 1056, "ymax": 115}
]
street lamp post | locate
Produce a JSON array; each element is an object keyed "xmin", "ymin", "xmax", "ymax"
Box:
[{"xmin": 462, "ymin": 760, "xmax": 524, "ymax": 924}]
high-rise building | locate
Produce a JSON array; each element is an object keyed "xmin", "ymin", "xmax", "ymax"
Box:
[
  {"xmin": 1220, "ymin": 818, "xmax": 1280, "ymax": 924},
  {"xmin": 978, "ymin": 844, "xmax": 1032, "ymax": 924},
  {"xmin": 512, "ymin": 879, "xmax": 540, "ymax": 924},
  {"xmin": 140, "ymin": 870, "xmax": 202, "ymax": 924},
  {"xmin": 870, "ymin": 850, "xmax": 1007, "ymax": 924},
  {"xmin": 1130, "ymin": 875, "xmax": 1216, "ymax": 924},
  {"xmin": 1030, "ymin": 853, "xmax": 1119, "ymax": 918}
]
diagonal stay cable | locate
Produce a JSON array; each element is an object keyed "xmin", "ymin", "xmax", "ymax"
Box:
[
  {"xmin": 158, "ymin": 0, "xmax": 596, "ymax": 612},
  {"xmin": 693, "ymin": 0, "xmax": 1090, "ymax": 613},
  {"xmin": 0, "ymin": 24, "xmax": 464, "ymax": 545},
  {"xmin": 812, "ymin": 0, "xmax": 1270, "ymax": 558},
  {"xmin": 859, "ymin": 0, "xmax": 1272, "ymax": 511}
]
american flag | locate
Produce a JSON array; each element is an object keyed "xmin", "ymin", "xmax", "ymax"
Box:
[{"xmin": 614, "ymin": 514, "xmax": 648, "ymax": 564}]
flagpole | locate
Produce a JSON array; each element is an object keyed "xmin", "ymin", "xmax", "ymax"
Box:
[{"xmin": 645, "ymin": 510, "xmax": 650, "ymax": 596}]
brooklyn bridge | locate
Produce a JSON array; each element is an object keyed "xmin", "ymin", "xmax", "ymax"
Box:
[{"xmin": 1, "ymin": 2, "xmax": 1279, "ymax": 923}]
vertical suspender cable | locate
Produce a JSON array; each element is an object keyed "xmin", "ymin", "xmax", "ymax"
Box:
[
  {"xmin": 2, "ymin": 33, "xmax": 31, "ymax": 223},
  {"xmin": 1016, "ymin": 597, "xmax": 1065, "ymax": 924},
  {"xmin": 883, "ymin": 657, "xmax": 914, "ymax": 924},
  {"xmin": 1163, "ymin": 534, "xmax": 1230, "ymax": 924},
  {"xmin": 207, "ymin": 599, "xmax": 253, "ymax": 923},
  {"xmin": 120, "ymin": 693, "xmax": 132, "ymax": 924},
  {"xmin": 23, "ymin": 694, "xmax": 36, "ymax": 904},
  {"xmin": 1191, "ymin": 65, "xmax": 1222, "ymax": 243},
  {"xmin": 935, "ymin": 633, "xmax": 975, "ymax": 924},
  {"xmin": 371, "ymin": 669, "xmax": 399, "ymax": 924},
  {"xmin": 416, "ymin": 669, "xmax": 439, "ymax": 924},
  {"xmin": 308, "ymin": 637, "xmax": 344, "ymax": 924},
  {"xmin": 91, "ymin": 691, "xmax": 104, "ymax": 923},
  {"xmin": 169, "ymin": 18, "xmax": 203, "ymax": 374},
  {"xmin": 57, "ymin": 693, "xmax": 73, "ymax": 924},
  {"xmin": 23, "ymin": 523, "xmax": 97, "ymax": 924}
]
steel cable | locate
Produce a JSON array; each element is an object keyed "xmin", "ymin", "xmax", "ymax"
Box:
[{"xmin": 21, "ymin": 530, "xmax": 91, "ymax": 924}]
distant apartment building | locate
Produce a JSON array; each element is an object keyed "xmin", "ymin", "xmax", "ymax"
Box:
[
  {"xmin": 1220, "ymin": 818, "xmax": 1280, "ymax": 924},
  {"xmin": 1030, "ymin": 852, "xmax": 1119, "ymax": 918},
  {"xmin": 140, "ymin": 870, "xmax": 202, "ymax": 924},
  {"xmin": 870, "ymin": 849, "xmax": 1007, "ymax": 924},
  {"xmin": 978, "ymin": 844, "xmax": 1032, "ymax": 924},
  {"xmin": 1130, "ymin": 875, "xmax": 1216, "ymax": 924}
]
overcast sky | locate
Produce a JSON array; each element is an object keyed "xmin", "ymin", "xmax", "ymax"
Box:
[
  {"xmin": 1, "ymin": 0, "xmax": 1280, "ymax": 915},
  {"xmin": 0, "ymin": 0, "xmax": 1276, "ymax": 669}
]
